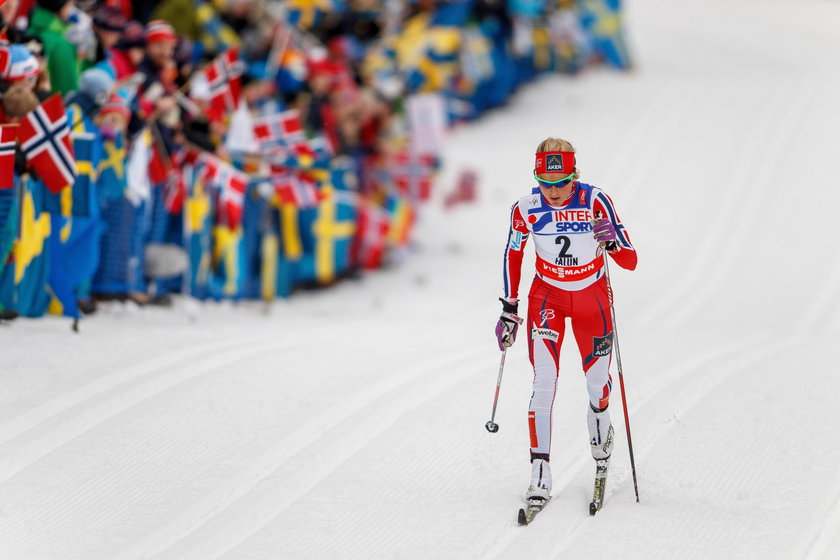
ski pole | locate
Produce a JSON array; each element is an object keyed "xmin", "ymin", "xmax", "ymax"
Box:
[
  {"xmin": 601, "ymin": 246, "xmax": 641, "ymax": 503},
  {"xmin": 485, "ymin": 349, "xmax": 507, "ymax": 433}
]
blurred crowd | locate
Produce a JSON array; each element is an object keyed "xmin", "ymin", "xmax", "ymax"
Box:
[{"xmin": 0, "ymin": 0, "xmax": 630, "ymax": 325}]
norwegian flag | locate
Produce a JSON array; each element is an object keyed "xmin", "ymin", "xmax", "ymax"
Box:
[
  {"xmin": 253, "ymin": 110, "xmax": 306, "ymax": 153},
  {"xmin": 206, "ymin": 48, "xmax": 245, "ymax": 122},
  {"xmin": 352, "ymin": 198, "xmax": 390, "ymax": 270},
  {"xmin": 17, "ymin": 94, "xmax": 77, "ymax": 194},
  {"xmin": 392, "ymin": 151, "xmax": 436, "ymax": 202},
  {"xmin": 215, "ymin": 163, "xmax": 248, "ymax": 229},
  {"xmin": 198, "ymin": 151, "xmax": 222, "ymax": 184},
  {"xmin": 0, "ymin": 125, "xmax": 16, "ymax": 190},
  {"xmin": 193, "ymin": 150, "xmax": 247, "ymax": 227},
  {"xmin": 269, "ymin": 164, "xmax": 320, "ymax": 208}
]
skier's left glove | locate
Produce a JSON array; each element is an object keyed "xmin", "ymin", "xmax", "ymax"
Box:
[
  {"xmin": 592, "ymin": 218, "xmax": 618, "ymax": 252},
  {"xmin": 496, "ymin": 298, "xmax": 524, "ymax": 351}
]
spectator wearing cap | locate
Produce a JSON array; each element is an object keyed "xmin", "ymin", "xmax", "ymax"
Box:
[
  {"xmin": 139, "ymin": 20, "xmax": 178, "ymax": 91},
  {"xmin": 1, "ymin": 44, "xmax": 41, "ymax": 92},
  {"xmin": 94, "ymin": 93, "xmax": 130, "ymax": 142},
  {"xmin": 137, "ymin": 20, "xmax": 179, "ymax": 161},
  {"xmin": 27, "ymin": 0, "xmax": 80, "ymax": 95},
  {"xmin": 65, "ymin": 67, "xmax": 116, "ymax": 132},
  {"xmin": 90, "ymin": 5, "xmax": 127, "ymax": 67},
  {"xmin": 15, "ymin": 35, "xmax": 53, "ymax": 99},
  {"xmin": 97, "ymin": 20, "xmax": 146, "ymax": 80}
]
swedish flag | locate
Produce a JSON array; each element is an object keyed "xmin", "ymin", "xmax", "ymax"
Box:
[
  {"xmin": 185, "ymin": 165, "xmax": 214, "ymax": 299},
  {"xmin": 0, "ymin": 176, "xmax": 20, "ymax": 313},
  {"xmin": 196, "ymin": 0, "xmax": 241, "ymax": 56},
  {"xmin": 48, "ymin": 133, "xmax": 103, "ymax": 319},
  {"xmin": 97, "ymin": 137, "xmax": 127, "ymax": 203},
  {"xmin": 13, "ymin": 176, "xmax": 52, "ymax": 317},
  {"xmin": 297, "ymin": 185, "xmax": 357, "ymax": 285},
  {"xmin": 286, "ymin": 0, "xmax": 337, "ymax": 31}
]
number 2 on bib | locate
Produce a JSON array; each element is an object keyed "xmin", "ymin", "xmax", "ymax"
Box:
[{"xmin": 555, "ymin": 235, "xmax": 579, "ymax": 266}]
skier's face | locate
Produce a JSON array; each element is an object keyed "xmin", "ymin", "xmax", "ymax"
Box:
[{"xmin": 535, "ymin": 170, "xmax": 575, "ymax": 206}]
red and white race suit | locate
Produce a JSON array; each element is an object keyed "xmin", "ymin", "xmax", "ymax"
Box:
[{"xmin": 502, "ymin": 182, "xmax": 637, "ymax": 460}]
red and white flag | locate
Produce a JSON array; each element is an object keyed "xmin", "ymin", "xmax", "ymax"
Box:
[
  {"xmin": 0, "ymin": 124, "xmax": 16, "ymax": 190},
  {"xmin": 443, "ymin": 169, "xmax": 478, "ymax": 209},
  {"xmin": 392, "ymin": 151, "xmax": 435, "ymax": 202},
  {"xmin": 253, "ymin": 109, "xmax": 306, "ymax": 153},
  {"xmin": 269, "ymin": 164, "xmax": 319, "ymax": 208},
  {"xmin": 352, "ymin": 198, "xmax": 390, "ymax": 269},
  {"xmin": 216, "ymin": 163, "xmax": 248, "ymax": 229},
  {"xmin": 206, "ymin": 47, "xmax": 245, "ymax": 122},
  {"xmin": 196, "ymin": 150, "xmax": 222, "ymax": 184},
  {"xmin": 17, "ymin": 94, "xmax": 77, "ymax": 194}
]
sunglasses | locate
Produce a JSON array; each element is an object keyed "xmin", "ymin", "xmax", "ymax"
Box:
[{"xmin": 534, "ymin": 170, "xmax": 575, "ymax": 189}]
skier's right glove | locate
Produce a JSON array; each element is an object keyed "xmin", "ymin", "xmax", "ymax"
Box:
[{"xmin": 495, "ymin": 298, "xmax": 524, "ymax": 351}]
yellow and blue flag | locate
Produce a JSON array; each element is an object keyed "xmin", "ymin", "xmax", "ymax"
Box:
[
  {"xmin": 297, "ymin": 184, "xmax": 357, "ymax": 285},
  {"xmin": 13, "ymin": 176, "xmax": 52, "ymax": 317},
  {"xmin": 47, "ymin": 133, "xmax": 103, "ymax": 319}
]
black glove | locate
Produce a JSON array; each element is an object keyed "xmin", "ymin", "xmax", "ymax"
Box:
[{"xmin": 495, "ymin": 298, "xmax": 523, "ymax": 350}]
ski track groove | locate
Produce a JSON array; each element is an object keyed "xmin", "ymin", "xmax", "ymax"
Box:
[
  {"xmin": 112, "ymin": 347, "xmax": 487, "ymax": 560},
  {"xmin": 0, "ymin": 335, "xmax": 257, "ymax": 447},
  {"xmin": 477, "ymin": 334, "xmax": 779, "ymax": 560},
  {"xmin": 542, "ymin": 338, "xmax": 797, "ymax": 560},
  {"xmin": 0, "ymin": 333, "xmax": 285, "ymax": 487},
  {"xmin": 802, "ymin": 484, "xmax": 840, "ymax": 560},
  {"xmin": 317, "ymin": 371, "xmax": 486, "ymax": 560},
  {"xmin": 176, "ymin": 356, "xmax": 492, "ymax": 560},
  {"xmin": 33, "ymin": 408, "xmax": 239, "ymax": 555}
]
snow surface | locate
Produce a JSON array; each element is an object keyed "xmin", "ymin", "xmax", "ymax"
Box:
[{"xmin": 2, "ymin": 0, "xmax": 840, "ymax": 558}]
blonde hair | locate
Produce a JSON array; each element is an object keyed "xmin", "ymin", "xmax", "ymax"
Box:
[
  {"xmin": 2, "ymin": 83, "xmax": 39, "ymax": 120},
  {"xmin": 535, "ymin": 137, "xmax": 579, "ymax": 179}
]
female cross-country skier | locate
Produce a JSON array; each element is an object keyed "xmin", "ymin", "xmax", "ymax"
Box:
[{"xmin": 495, "ymin": 137, "xmax": 637, "ymax": 506}]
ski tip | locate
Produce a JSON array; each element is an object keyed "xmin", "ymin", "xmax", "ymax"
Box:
[
  {"xmin": 589, "ymin": 502, "xmax": 597, "ymax": 516},
  {"xmin": 517, "ymin": 508, "xmax": 528, "ymax": 525}
]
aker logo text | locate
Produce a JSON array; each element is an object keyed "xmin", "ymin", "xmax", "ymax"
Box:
[{"xmin": 593, "ymin": 333, "xmax": 613, "ymax": 357}]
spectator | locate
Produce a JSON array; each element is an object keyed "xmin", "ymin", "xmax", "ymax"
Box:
[
  {"xmin": 94, "ymin": 93, "xmax": 130, "ymax": 141},
  {"xmin": 66, "ymin": 67, "xmax": 116, "ymax": 124},
  {"xmin": 27, "ymin": 0, "xmax": 80, "ymax": 95},
  {"xmin": 1, "ymin": 79, "xmax": 40, "ymax": 125},
  {"xmin": 140, "ymin": 20, "xmax": 178, "ymax": 93},
  {"xmin": 91, "ymin": 5, "xmax": 128, "ymax": 67},
  {"xmin": 2, "ymin": 44, "xmax": 41, "ymax": 90},
  {"xmin": 100, "ymin": 20, "xmax": 146, "ymax": 80},
  {"xmin": 17, "ymin": 34, "xmax": 52, "ymax": 98}
]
